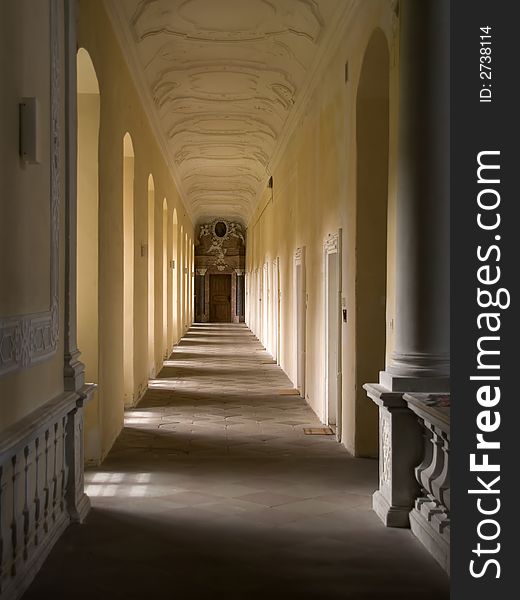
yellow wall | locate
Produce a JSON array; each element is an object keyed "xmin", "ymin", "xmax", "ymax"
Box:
[
  {"xmin": 246, "ymin": 1, "xmax": 399, "ymax": 457},
  {"xmin": 77, "ymin": 0, "xmax": 194, "ymax": 463},
  {"xmin": 77, "ymin": 89, "xmax": 100, "ymax": 457},
  {"xmin": 0, "ymin": 0, "xmax": 66, "ymax": 430}
]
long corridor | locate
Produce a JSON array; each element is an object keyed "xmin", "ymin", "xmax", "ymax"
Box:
[{"xmin": 25, "ymin": 324, "xmax": 449, "ymax": 600}]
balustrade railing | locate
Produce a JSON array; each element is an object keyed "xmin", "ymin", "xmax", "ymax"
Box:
[
  {"xmin": 0, "ymin": 385, "xmax": 93, "ymax": 599},
  {"xmin": 404, "ymin": 392, "xmax": 450, "ymax": 573}
]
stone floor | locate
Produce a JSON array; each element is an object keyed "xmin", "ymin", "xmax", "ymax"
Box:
[{"xmin": 25, "ymin": 323, "xmax": 450, "ymax": 600}]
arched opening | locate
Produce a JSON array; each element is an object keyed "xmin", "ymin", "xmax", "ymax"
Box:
[
  {"xmin": 355, "ymin": 29, "xmax": 390, "ymax": 456},
  {"xmin": 123, "ymin": 133, "xmax": 135, "ymax": 407},
  {"xmin": 180, "ymin": 225, "xmax": 184, "ymax": 330},
  {"xmin": 184, "ymin": 232, "xmax": 188, "ymax": 330},
  {"xmin": 76, "ymin": 48, "xmax": 100, "ymax": 462},
  {"xmin": 172, "ymin": 209, "xmax": 178, "ymax": 342},
  {"xmin": 188, "ymin": 238, "xmax": 193, "ymax": 325},
  {"xmin": 147, "ymin": 175, "xmax": 155, "ymax": 377},
  {"xmin": 162, "ymin": 198, "xmax": 168, "ymax": 357}
]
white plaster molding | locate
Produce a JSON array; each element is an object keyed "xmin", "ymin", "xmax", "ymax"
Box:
[
  {"xmin": 294, "ymin": 246, "xmax": 305, "ymax": 263},
  {"xmin": 0, "ymin": 0, "xmax": 60, "ymax": 378},
  {"xmin": 324, "ymin": 232, "xmax": 339, "ymax": 254},
  {"xmin": 103, "ymin": 0, "xmax": 353, "ymax": 225}
]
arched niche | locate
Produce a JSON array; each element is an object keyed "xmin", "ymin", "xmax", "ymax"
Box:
[
  {"xmin": 76, "ymin": 48, "xmax": 101, "ymax": 462},
  {"xmin": 147, "ymin": 174, "xmax": 155, "ymax": 376},
  {"xmin": 355, "ymin": 29, "xmax": 390, "ymax": 457},
  {"xmin": 172, "ymin": 208, "xmax": 179, "ymax": 341},
  {"xmin": 123, "ymin": 132, "xmax": 135, "ymax": 407}
]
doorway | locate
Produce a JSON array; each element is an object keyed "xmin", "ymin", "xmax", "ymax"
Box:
[
  {"xmin": 272, "ymin": 258, "xmax": 280, "ymax": 363},
  {"xmin": 209, "ymin": 274, "xmax": 232, "ymax": 322},
  {"xmin": 262, "ymin": 263, "xmax": 269, "ymax": 350},
  {"xmin": 325, "ymin": 231, "xmax": 342, "ymax": 439},
  {"xmin": 294, "ymin": 247, "xmax": 306, "ymax": 398}
]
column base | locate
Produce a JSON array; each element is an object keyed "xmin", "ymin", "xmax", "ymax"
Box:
[
  {"xmin": 379, "ymin": 370, "xmax": 450, "ymax": 393},
  {"xmin": 372, "ymin": 490, "xmax": 411, "ymax": 528}
]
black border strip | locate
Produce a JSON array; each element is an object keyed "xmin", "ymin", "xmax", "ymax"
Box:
[{"xmin": 452, "ymin": 1, "xmax": 519, "ymax": 597}]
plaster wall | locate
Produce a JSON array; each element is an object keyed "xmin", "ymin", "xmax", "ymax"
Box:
[
  {"xmin": 77, "ymin": 92, "xmax": 100, "ymax": 457},
  {"xmin": 0, "ymin": 0, "xmax": 66, "ymax": 430},
  {"xmin": 246, "ymin": 1, "xmax": 399, "ymax": 457}
]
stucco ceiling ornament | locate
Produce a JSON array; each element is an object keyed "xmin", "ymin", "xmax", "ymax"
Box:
[{"xmin": 106, "ymin": 0, "xmax": 350, "ymax": 223}]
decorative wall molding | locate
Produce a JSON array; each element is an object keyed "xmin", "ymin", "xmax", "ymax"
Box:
[
  {"xmin": 324, "ymin": 232, "xmax": 339, "ymax": 254},
  {"xmin": 380, "ymin": 416, "xmax": 391, "ymax": 487},
  {"xmin": 294, "ymin": 246, "xmax": 305, "ymax": 263},
  {"xmin": 0, "ymin": 0, "xmax": 60, "ymax": 378},
  {"xmin": 198, "ymin": 219, "xmax": 245, "ymax": 272}
]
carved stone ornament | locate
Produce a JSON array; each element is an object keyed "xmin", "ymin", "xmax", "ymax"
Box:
[
  {"xmin": 294, "ymin": 247, "xmax": 305, "ymax": 263},
  {"xmin": 0, "ymin": 0, "xmax": 60, "ymax": 377},
  {"xmin": 199, "ymin": 218, "xmax": 245, "ymax": 272},
  {"xmin": 380, "ymin": 416, "xmax": 392, "ymax": 487},
  {"xmin": 324, "ymin": 232, "xmax": 339, "ymax": 254}
]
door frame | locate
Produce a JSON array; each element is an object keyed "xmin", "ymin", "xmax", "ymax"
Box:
[
  {"xmin": 272, "ymin": 257, "xmax": 280, "ymax": 363},
  {"xmin": 294, "ymin": 247, "xmax": 306, "ymax": 399},
  {"xmin": 324, "ymin": 230, "xmax": 342, "ymax": 441},
  {"xmin": 262, "ymin": 262, "xmax": 269, "ymax": 350}
]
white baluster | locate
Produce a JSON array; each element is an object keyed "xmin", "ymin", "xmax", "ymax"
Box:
[
  {"xmin": 52, "ymin": 422, "xmax": 59, "ymax": 522},
  {"xmin": 23, "ymin": 446, "xmax": 30, "ymax": 561},
  {"xmin": 43, "ymin": 429, "xmax": 50, "ymax": 534},
  {"xmin": 34, "ymin": 436, "xmax": 41, "ymax": 547}
]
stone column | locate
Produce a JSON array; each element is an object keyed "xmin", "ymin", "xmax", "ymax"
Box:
[
  {"xmin": 380, "ymin": 0, "xmax": 450, "ymax": 393},
  {"xmin": 365, "ymin": 0, "xmax": 450, "ymax": 527}
]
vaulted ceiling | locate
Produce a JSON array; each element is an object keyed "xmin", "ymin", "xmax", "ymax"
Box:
[{"xmin": 105, "ymin": 0, "xmax": 351, "ymax": 225}]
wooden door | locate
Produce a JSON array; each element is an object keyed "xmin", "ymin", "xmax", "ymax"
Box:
[{"xmin": 209, "ymin": 274, "xmax": 231, "ymax": 322}]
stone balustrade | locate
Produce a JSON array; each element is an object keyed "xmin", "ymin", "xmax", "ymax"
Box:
[
  {"xmin": 363, "ymin": 385, "xmax": 450, "ymax": 573},
  {"xmin": 405, "ymin": 393, "xmax": 450, "ymax": 574},
  {"xmin": 0, "ymin": 384, "xmax": 94, "ymax": 600}
]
